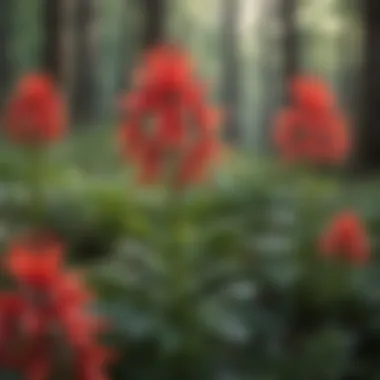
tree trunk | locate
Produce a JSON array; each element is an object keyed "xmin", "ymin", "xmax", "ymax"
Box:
[
  {"xmin": 359, "ymin": 0, "xmax": 380, "ymax": 170},
  {"xmin": 142, "ymin": 0, "xmax": 166, "ymax": 48},
  {"xmin": 71, "ymin": 0, "xmax": 99, "ymax": 125},
  {"xmin": 221, "ymin": 0, "xmax": 240, "ymax": 143},
  {"xmin": 43, "ymin": 0, "xmax": 62, "ymax": 81},
  {"xmin": 0, "ymin": 0, "xmax": 12, "ymax": 106},
  {"xmin": 282, "ymin": 0, "xmax": 298, "ymax": 104},
  {"xmin": 61, "ymin": 0, "xmax": 76, "ymax": 100},
  {"xmin": 118, "ymin": 0, "xmax": 137, "ymax": 92}
]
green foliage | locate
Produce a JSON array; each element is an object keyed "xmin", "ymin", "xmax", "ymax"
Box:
[{"xmin": 0, "ymin": 138, "xmax": 379, "ymax": 379}]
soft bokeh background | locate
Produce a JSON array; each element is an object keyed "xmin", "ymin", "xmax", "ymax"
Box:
[
  {"xmin": 4, "ymin": 1, "xmax": 380, "ymax": 380},
  {"xmin": 0, "ymin": 0, "xmax": 361, "ymax": 148}
]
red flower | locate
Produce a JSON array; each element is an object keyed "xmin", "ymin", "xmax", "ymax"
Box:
[
  {"xmin": 6, "ymin": 232, "xmax": 63, "ymax": 288},
  {"xmin": 137, "ymin": 45, "xmax": 194, "ymax": 105},
  {"xmin": 0, "ymin": 293, "xmax": 34, "ymax": 367},
  {"xmin": 0, "ymin": 233, "xmax": 114, "ymax": 380},
  {"xmin": 5, "ymin": 73, "xmax": 66, "ymax": 145},
  {"xmin": 274, "ymin": 76, "xmax": 351, "ymax": 165},
  {"xmin": 119, "ymin": 45, "xmax": 222, "ymax": 188},
  {"xmin": 291, "ymin": 76, "xmax": 335, "ymax": 112},
  {"xmin": 26, "ymin": 348, "xmax": 51, "ymax": 380},
  {"xmin": 155, "ymin": 107, "xmax": 186, "ymax": 148},
  {"xmin": 76, "ymin": 345, "xmax": 115, "ymax": 380},
  {"xmin": 320, "ymin": 211, "xmax": 370, "ymax": 265}
]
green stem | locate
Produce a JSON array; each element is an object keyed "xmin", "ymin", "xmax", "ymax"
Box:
[
  {"xmin": 26, "ymin": 146, "xmax": 45, "ymax": 224},
  {"xmin": 164, "ymin": 175, "xmax": 201, "ymax": 355},
  {"xmin": 165, "ymin": 185, "xmax": 184, "ymax": 293}
]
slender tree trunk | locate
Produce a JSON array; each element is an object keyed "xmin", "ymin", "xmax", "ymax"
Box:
[
  {"xmin": 142, "ymin": 0, "xmax": 166, "ymax": 48},
  {"xmin": 61, "ymin": 0, "xmax": 76, "ymax": 101},
  {"xmin": 282, "ymin": 0, "xmax": 298, "ymax": 104},
  {"xmin": 71, "ymin": 0, "xmax": 99, "ymax": 125},
  {"xmin": 43, "ymin": 0, "xmax": 62, "ymax": 81},
  {"xmin": 0, "ymin": 0, "xmax": 12, "ymax": 107},
  {"xmin": 118, "ymin": 1, "xmax": 130, "ymax": 92},
  {"xmin": 359, "ymin": 0, "xmax": 380, "ymax": 170},
  {"xmin": 118, "ymin": 0, "xmax": 137, "ymax": 92},
  {"xmin": 257, "ymin": 0, "xmax": 278, "ymax": 154},
  {"xmin": 221, "ymin": 0, "xmax": 240, "ymax": 143}
]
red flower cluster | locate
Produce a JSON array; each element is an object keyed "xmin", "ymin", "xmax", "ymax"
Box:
[
  {"xmin": 0, "ymin": 232, "xmax": 113, "ymax": 380},
  {"xmin": 5, "ymin": 74, "xmax": 66, "ymax": 145},
  {"xmin": 119, "ymin": 45, "xmax": 221, "ymax": 187},
  {"xmin": 320, "ymin": 211, "xmax": 370, "ymax": 265},
  {"xmin": 274, "ymin": 77, "xmax": 351, "ymax": 165}
]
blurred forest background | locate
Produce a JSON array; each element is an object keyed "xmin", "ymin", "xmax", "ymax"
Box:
[
  {"xmin": 5, "ymin": 2, "xmax": 380, "ymax": 380},
  {"xmin": 0, "ymin": 0, "xmax": 363, "ymax": 156}
]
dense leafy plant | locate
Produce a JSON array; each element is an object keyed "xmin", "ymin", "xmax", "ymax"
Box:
[{"xmin": 0, "ymin": 50, "xmax": 380, "ymax": 380}]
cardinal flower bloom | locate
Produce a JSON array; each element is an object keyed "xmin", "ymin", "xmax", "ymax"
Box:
[
  {"xmin": 6, "ymin": 232, "xmax": 63, "ymax": 288},
  {"xmin": 119, "ymin": 45, "xmax": 222, "ymax": 188},
  {"xmin": 291, "ymin": 77, "xmax": 335, "ymax": 112},
  {"xmin": 5, "ymin": 74, "xmax": 67, "ymax": 145},
  {"xmin": 320, "ymin": 211, "xmax": 370, "ymax": 265},
  {"xmin": 273, "ymin": 76, "xmax": 351, "ymax": 166},
  {"xmin": 0, "ymin": 233, "xmax": 114, "ymax": 380},
  {"xmin": 0, "ymin": 293, "xmax": 35, "ymax": 367}
]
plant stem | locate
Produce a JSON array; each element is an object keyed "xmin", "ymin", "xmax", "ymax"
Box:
[{"xmin": 26, "ymin": 146, "xmax": 45, "ymax": 225}]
